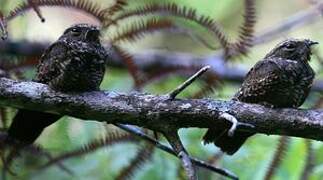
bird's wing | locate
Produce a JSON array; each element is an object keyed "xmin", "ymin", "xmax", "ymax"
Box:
[
  {"xmin": 8, "ymin": 42, "xmax": 67, "ymax": 145},
  {"xmin": 34, "ymin": 41, "xmax": 69, "ymax": 84},
  {"xmin": 233, "ymin": 58, "xmax": 287, "ymax": 104}
]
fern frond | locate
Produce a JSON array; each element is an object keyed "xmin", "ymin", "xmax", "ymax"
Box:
[
  {"xmin": 0, "ymin": 108, "xmax": 9, "ymax": 129},
  {"xmin": 300, "ymin": 140, "xmax": 315, "ymax": 180},
  {"xmin": 28, "ymin": 0, "xmax": 46, "ymax": 22},
  {"xmin": 264, "ymin": 136, "xmax": 290, "ymax": 180},
  {"xmin": 111, "ymin": 18, "xmax": 218, "ymax": 51},
  {"xmin": 0, "ymin": 132, "xmax": 73, "ymax": 176},
  {"xmin": 0, "ymin": 56, "xmax": 39, "ymax": 71},
  {"xmin": 0, "ymin": 132, "xmax": 9, "ymax": 175},
  {"xmin": 140, "ymin": 65, "xmax": 199, "ymax": 88},
  {"xmin": 39, "ymin": 131, "xmax": 136, "ymax": 170},
  {"xmin": 115, "ymin": 143, "xmax": 155, "ymax": 180},
  {"xmin": 207, "ymin": 152, "xmax": 224, "ymax": 165},
  {"xmin": 228, "ymin": 0, "xmax": 256, "ymax": 58},
  {"xmin": 0, "ymin": 11, "xmax": 7, "ymax": 40},
  {"xmin": 191, "ymin": 73, "xmax": 219, "ymax": 98},
  {"xmin": 0, "ymin": 55, "xmax": 36, "ymax": 81},
  {"xmin": 141, "ymin": 64, "xmax": 220, "ymax": 98},
  {"xmin": 104, "ymin": 0, "xmax": 127, "ymax": 16},
  {"xmin": 112, "ymin": 45, "xmax": 145, "ymax": 88},
  {"xmin": 110, "ymin": 18, "xmax": 174, "ymax": 43},
  {"xmin": 7, "ymin": 0, "xmax": 105, "ymax": 22},
  {"xmin": 24, "ymin": 144, "xmax": 74, "ymax": 175},
  {"xmin": 109, "ymin": 3, "xmax": 230, "ymax": 51},
  {"xmin": 176, "ymin": 164, "xmax": 186, "ymax": 180}
]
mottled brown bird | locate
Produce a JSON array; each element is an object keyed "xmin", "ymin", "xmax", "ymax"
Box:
[
  {"xmin": 7, "ymin": 24, "xmax": 108, "ymax": 145},
  {"xmin": 203, "ymin": 39, "xmax": 317, "ymax": 155}
]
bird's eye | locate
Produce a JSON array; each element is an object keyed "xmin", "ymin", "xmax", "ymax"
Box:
[
  {"xmin": 284, "ymin": 43, "xmax": 296, "ymax": 50},
  {"xmin": 70, "ymin": 28, "xmax": 81, "ymax": 36}
]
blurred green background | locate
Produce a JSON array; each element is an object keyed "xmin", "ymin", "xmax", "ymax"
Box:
[{"xmin": 2, "ymin": 0, "xmax": 323, "ymax": 180}]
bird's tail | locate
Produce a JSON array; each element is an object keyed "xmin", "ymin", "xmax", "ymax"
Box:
[
  {"xmin": 203, "ymin": 127, "xmax": 254, "ymax": 155},
  {"xmin": 7, "ymin": 109, "xmax": 61, "ymax": 145}
]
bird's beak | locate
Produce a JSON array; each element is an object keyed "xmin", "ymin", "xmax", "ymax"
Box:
[
  {"xmin": 304, "ymin": 40, "xmax": 318, "ymax": 61},
  {"xmin": 306, "ymin": 40, "xmax": 319, "ymax": 46},
  {"xmin": 86, "ymin": 29, "xmax": 100, "ymax": 41}
]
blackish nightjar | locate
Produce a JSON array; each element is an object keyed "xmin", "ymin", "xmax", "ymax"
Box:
[
  {"xmin": 7, "ymin": 24, "xmax": 108, "ymax": 145},
  {"xmin": 203, "ymin": 39, "xmax": 317, "ymax": 155}
]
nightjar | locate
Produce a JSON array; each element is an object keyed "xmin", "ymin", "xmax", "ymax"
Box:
[
  {"xmin": 7, "ymin": 24, "xmax": 108, "ymax": 145},
  {"xmin": 203, "ymin": 39, "xmax": 317, "ymax": 155}
]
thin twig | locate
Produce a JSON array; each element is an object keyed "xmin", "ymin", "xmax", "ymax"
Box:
[
  {"xmin": 163, "ymin": 131, "xmax": 197, "ymax": 180},
  {"xmin": 168, "ymin": 65, "xmax": 210, "ymax": 100},
  {"xmin": 115, "ymin": 124, "xmax": 238, "ymax": 180}
]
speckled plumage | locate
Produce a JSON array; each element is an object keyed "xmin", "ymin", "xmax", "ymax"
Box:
[
  {"xmin": 203, "ymin": 39, "xmax": 317, "ymax": 155},
  {"xmin": 7, "ymin": 24, "xmax": 108, "ymax": 144},
  {"xmin": 35, "ymin": 24, "xmax": 107, "ymax": 92}
]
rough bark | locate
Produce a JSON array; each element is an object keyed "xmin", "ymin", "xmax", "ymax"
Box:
[{"xmin": 0, "ymin": 77, "xmax": 322, "ymax": 141}]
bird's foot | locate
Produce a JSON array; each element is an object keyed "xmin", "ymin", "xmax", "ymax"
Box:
[{"xmin": 219, "ymin": 112, "xmax": 255, "ymax": 137}]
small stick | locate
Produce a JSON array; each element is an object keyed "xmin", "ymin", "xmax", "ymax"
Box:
[
  {"xmin": 116, "ymin": 124, "xmax": 238, "ymax": 180},
  {"xmin": 167, "ymin": 65, "xmax": 210, "ymax": 100}
]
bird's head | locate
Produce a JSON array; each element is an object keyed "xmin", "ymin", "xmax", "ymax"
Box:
[
  {"xmin": 264, "ymin": 39, "xmax": 318, "ymax": 62},
  {"xmin": 60, "ymin": 24, "xmax": 101, "ymax": 44}
]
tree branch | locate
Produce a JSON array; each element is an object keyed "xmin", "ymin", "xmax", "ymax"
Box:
[
  {"xmin": 0, "ymin": 77, "xmax": 322, "ymax": 141},
  {"xmin": 116, "ymin": 124, "xmax": 238, "ymax": 180}
]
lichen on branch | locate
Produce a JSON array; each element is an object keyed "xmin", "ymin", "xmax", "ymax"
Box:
[{"xmin": 0, "ymin": 77, "xmax": 322, "ymax": 141}]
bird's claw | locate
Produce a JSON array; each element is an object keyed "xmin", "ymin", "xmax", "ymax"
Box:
[
  {"xmin": 237, "ymin": 122, "xmax": 255, "ymax": 129},
  {"xmin": 219, "ymin": 112, "xmax": 254, "ymax": 137}
]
